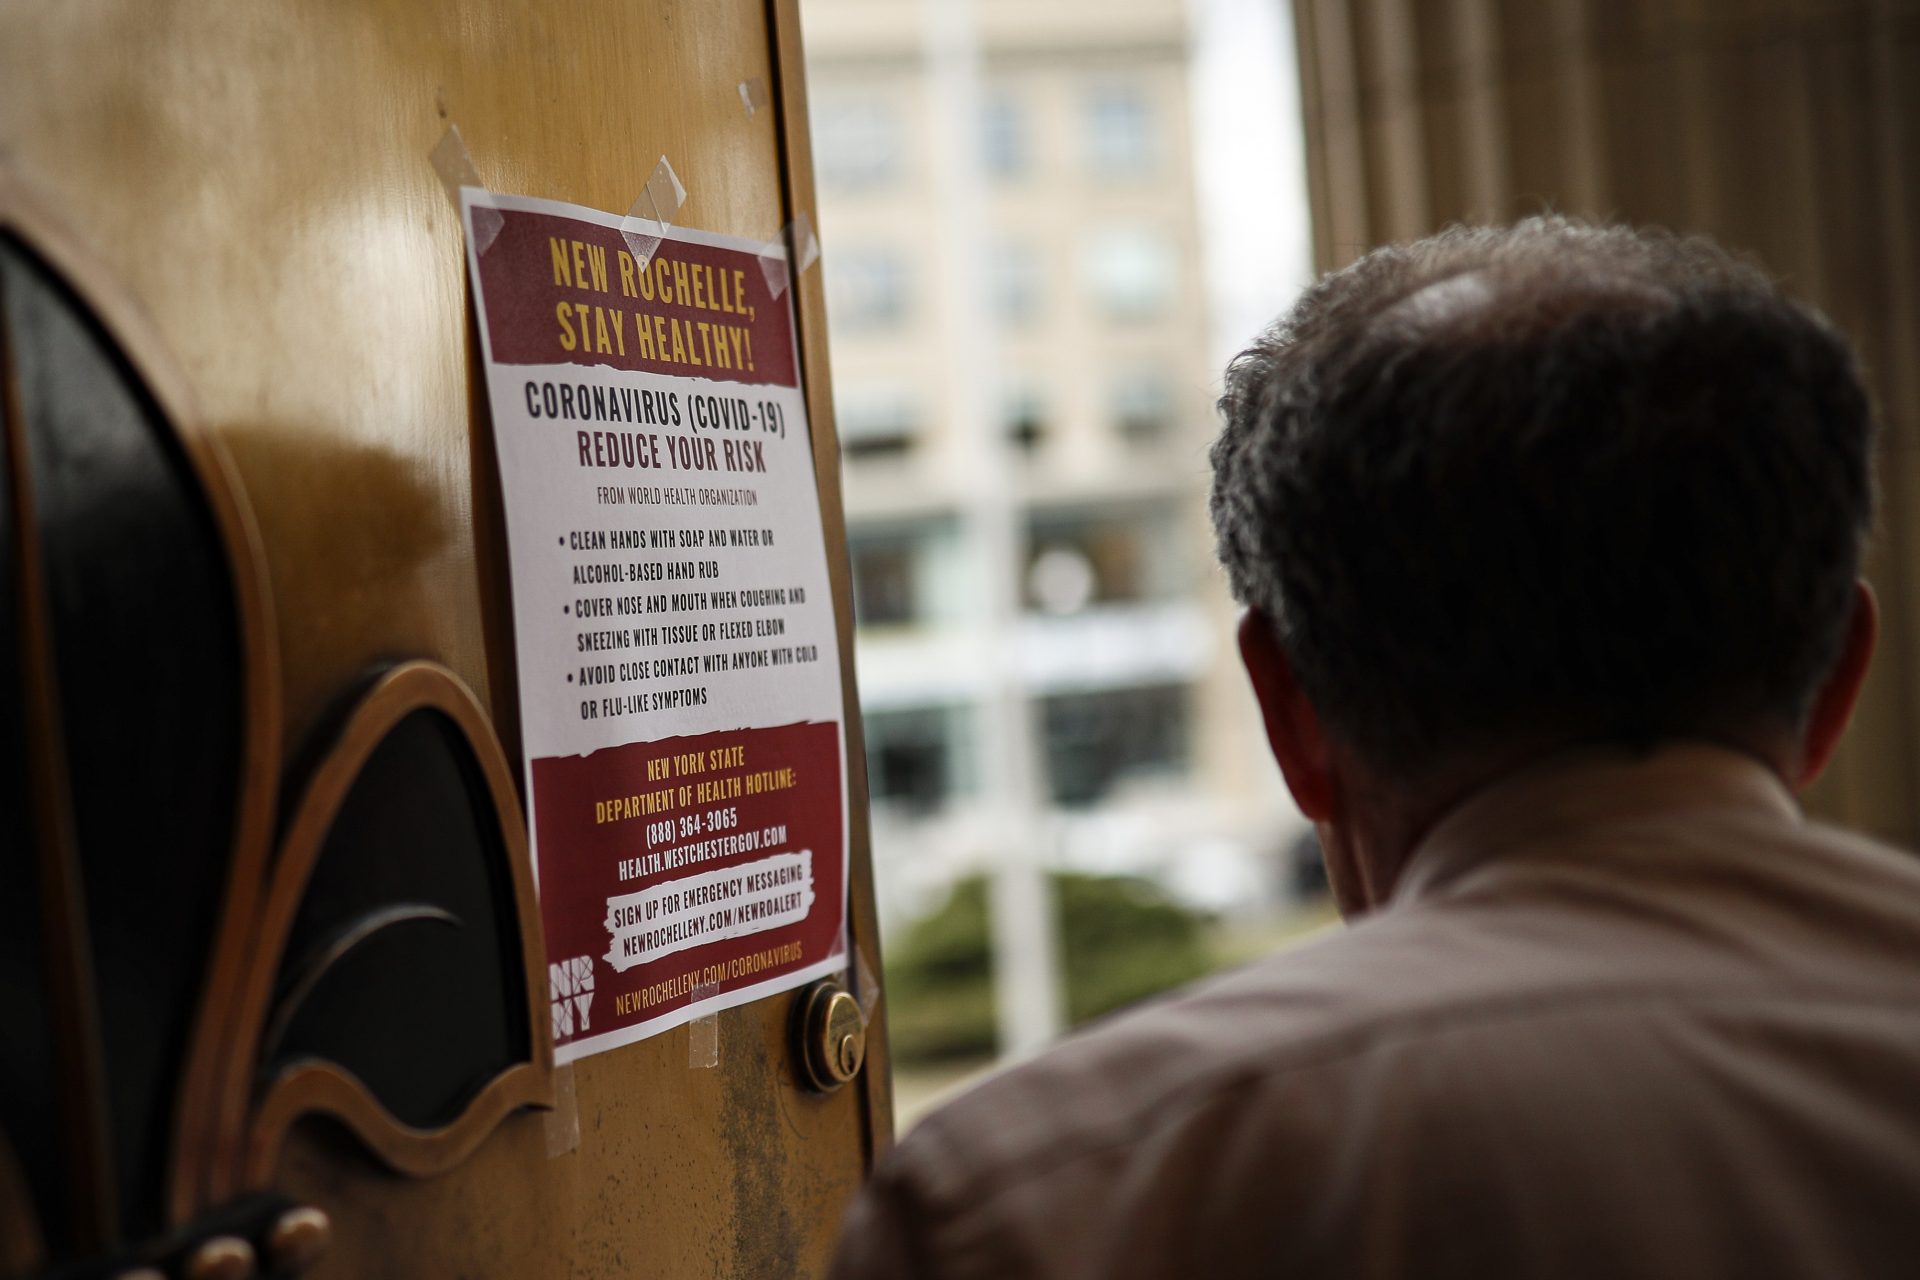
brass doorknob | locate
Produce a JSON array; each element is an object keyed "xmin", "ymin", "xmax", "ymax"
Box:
[{"xmin": 794, "ymin": 979, "xmax": 866, "ymax": 1093}]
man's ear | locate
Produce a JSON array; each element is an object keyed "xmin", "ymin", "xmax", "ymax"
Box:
[
  {"xmin": 1798, "ymin": 579, "xmax": 1878, "ymax": 789},
  {"xmin": 1237, "ymin": 610, "xmax": 1336, "ymax": 821}
]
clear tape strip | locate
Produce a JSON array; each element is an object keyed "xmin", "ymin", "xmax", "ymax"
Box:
[
  {"xmin": 621, "ymin": 155, "xmax": 688, "ymax": 271},
  {"xmin": 738, "ymin": 77, "xmax": 769, "ymax": 117},
  {"xmin": 688, "ymin": 977, "xmax": 721, "ymax": 1069},
  {"xmin": 429, "ymin": 123, "xmax": 503, "ymax": 255},
  {"xmin": 851, "ymin": 945, "xmax": 883, "ymax": 1020},
  {"xmin": 757, "ymin": 210, "xmax": 820, "ymax": 300},
  {"xmin": 620, "ymin": 219, "xmax": 664, "ymax": 274},
  {"xmin": 543, "ymin": 1064, "xmax": 580, "ymax": 1158}
]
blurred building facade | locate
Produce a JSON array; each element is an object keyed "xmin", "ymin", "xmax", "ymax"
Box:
[
  {"xmin": 801, "ymin": 0, "xmax": 1299, "ymax": 927},
  {"xmin": 1290, "ymin": 0, "xmax": 1920, "ymax": 844}
]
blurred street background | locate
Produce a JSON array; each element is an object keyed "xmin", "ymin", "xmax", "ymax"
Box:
[
  {"xmin": 799, "ymin": 0, "xmax": 1335, "ymax": 1125},
  {"xmin": 803, "ymin": 0, "xmax": 1920, "ymax": 1130}
]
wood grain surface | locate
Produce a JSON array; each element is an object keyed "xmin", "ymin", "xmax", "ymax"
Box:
[{"xmin": 0, "ymin": 1, "xmax": 886, "ymax": 1275}]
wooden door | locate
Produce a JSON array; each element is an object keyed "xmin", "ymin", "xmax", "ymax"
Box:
[{"xmin": 0, "ymin": 2, "xmax": 888, "ymax": 1276}]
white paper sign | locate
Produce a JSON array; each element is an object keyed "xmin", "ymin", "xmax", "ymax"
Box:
[{"xmin": 461, "ymin": 190, "xmax": 848, "ymax": 1063}]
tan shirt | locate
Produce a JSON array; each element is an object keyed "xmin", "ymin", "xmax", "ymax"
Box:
[{"xmin": 829, "ymin": 746, "xmax": 1920, "ymax": 1279}]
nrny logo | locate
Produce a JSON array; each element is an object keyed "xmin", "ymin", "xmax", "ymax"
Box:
[{"xmin": 550, "ymin": 955, "xmax": 595, "ymax": 1041}]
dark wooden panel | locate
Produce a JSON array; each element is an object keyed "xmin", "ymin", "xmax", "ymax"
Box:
[
  {"xmin": 265, "ymin": 704, "xmax": 530, "ymax": 1131},
  {"xmin": 2, "ymin": 231, "xmax": 244, "ymax": 1243},
  {"xmin": 0, "ymin": 240, "xmax": 67, "ymax": 1264}
]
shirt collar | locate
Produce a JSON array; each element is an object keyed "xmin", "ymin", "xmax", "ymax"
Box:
[{"xmin": 1391, "ymin": 741, "xmax": 1803, "ymax": 906}]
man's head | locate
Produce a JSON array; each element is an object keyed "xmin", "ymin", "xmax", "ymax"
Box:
[{"xmin": 1211, "ymin": 218, "xmax": 1879, "ymax": 909}]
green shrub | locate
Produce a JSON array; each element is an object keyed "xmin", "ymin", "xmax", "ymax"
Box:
[{"xmin": 884, "ymin": 872, "xmax": 1216, "ymax": 1064}]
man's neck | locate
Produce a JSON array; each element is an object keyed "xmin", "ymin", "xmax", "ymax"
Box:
[{"xmin": 1326, "ymin": 728, "xmax": 1800, "ymax": 917}]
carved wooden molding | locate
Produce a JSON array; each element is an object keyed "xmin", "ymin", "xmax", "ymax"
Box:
[
  {"xmin": 0, "ymin": 169, "xmax": 284, "ymax": 1242},
  {"xmin": 0, "ymin": 174, "xmax": 554, "ymax": 1266},
  {"xmin": 245, "ymin": 1061, "xmax": 551, "ymax": 1185},
  {"xmin": 224, "ymin": 661, "xmax": 553, "ymax": 1191},
  {"xmin": 0, "ymin": 180, "xmax": 115, "ymax": 1256}
]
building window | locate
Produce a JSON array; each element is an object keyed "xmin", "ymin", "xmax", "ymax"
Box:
[
  {"xmin": 990, "ymin": 242, "xmax": 1041, "ymax": 328},
  {"xmin": 1042, "ymin": 684, "xmax": 1189, "ymax": 806},
  {"xmin": 1086, "ymin": 84, "xmax": 1155, "ymax": 176},
  {"xmin": 1002, "ymin": 382, "xmax": 1047, "ymax": 452},
  {"xmin": 981, "ymin": 91, "xmax": 1028, "ymax": 178},
  {"xmin": 866, "ymin": 705, "xmax": 973, "ymax": 815},
  {"xmin": 850, "ymin": 536, "xmax": 919, "ymax": 627},
  {"xmin": 1025, "ymin": 503, "xmax": 1179, "ymax": 607},
  {"xmin": 815, "ymin": 93, "xmax": 902, "ymax": 189},
  {"xmin": 827, "ymin": 249, "xmax": 909, "ymax": 332},
  {"xmin": 837, "ymin": 384, "xmax": 920, "ymax": 460},
  {"xmin": 1081, "ymin": 228, "xmax": 1174, "ymax": 322},
  {"xmin": 1110, "ymin": 371, "xmax": 1174, "ymax": 442},
  {"xmin": 1026, "ymin": 545, "xmax": 1096, "ymax": 615},
  {"xmin": 848, "ymin": 517, "xmax": 958, "ymax": 626}
]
